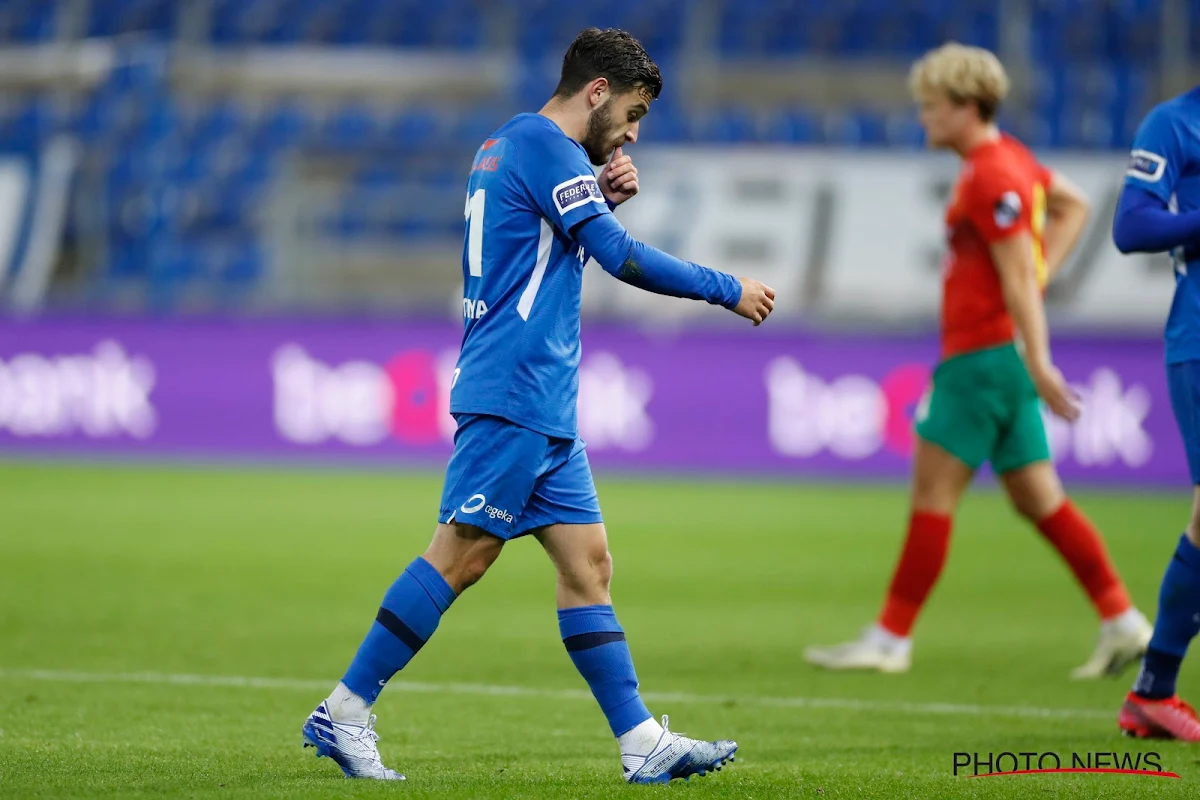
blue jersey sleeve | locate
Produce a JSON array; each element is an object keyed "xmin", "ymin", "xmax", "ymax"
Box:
[
  {"xmin": 1125, "ymin": 104, "xmax": 1187, "ymax": 204},
  {"xmin": 575, "ymin": 213, "xmax": 743, "ymax": 309},
  {"xmin": 517, "ymin": 130, "xmax": 610, "ymax": 237}
]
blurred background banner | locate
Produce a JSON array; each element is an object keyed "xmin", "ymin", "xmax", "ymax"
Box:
[
  {"xmin": 0, "ymin": 0, "xmax": 1193, "ymax": 482},
  {"xmin": 0, "ymin": 318, "xmax": 1180, "ymax": 486},
  {"xmin": 603, "ymin": 150, "xmax": 1165, "ymax": 327}
]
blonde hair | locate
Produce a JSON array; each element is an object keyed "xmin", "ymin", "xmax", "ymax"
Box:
[{"xmin": 909, "ymin": 43, "xmax": 1010, "ymax": 122}]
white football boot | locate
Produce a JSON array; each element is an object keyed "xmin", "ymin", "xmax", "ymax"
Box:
[
  {"xmin": 1071, "ymin": 609, "xmax": 1153, "ymax": 680},
  {"xmin": 302, "ymin": 701, "xmax": 405, "ymax": 780},
  {"xmin": 622, "ymin": 716, "xmax": 738, "ymax": 784},
  {"xmin": 804, "ymin": 625, "xmax": 912, "ymax": 673}
]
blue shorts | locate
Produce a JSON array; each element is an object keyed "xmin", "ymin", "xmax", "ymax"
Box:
[
  {"xmin": 438, "ymin": 414, "xmax": 603, "ymax": 540},
  {"xmin": 1168, "ymin": 360, "xmax": 1200, "ymax": 484}
]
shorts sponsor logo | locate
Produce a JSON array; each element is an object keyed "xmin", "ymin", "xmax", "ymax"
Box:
[
  {"xmin": 458, "ymin": 493, "xmax": 514, "ymax": 524},
  {"xmin": 460, "ymin": 494, "xmax": 487, "ymax": 513},
  {"xmin": 485, "ymin": 504, "xmax": 514, "ymax": 523},
  {"xmin": 993, "ymin": 191, "xmax": 1022, "ymax": 229},
  {"xmin": 552, "ymin": 176, "xmax": 604, "ymax": 216},
  {"xmin": 1126, "ymin": 149, "xmax": 1166, "ymax": 183}
]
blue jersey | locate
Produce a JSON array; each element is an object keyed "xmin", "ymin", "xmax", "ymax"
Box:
[
  {"xmin": 449, "ymin": 113, "xmax": 612, "ymax": 439},
  {"xmin": 1124, "ymin": 88, "xmax": 1200, "ymax": 363}
]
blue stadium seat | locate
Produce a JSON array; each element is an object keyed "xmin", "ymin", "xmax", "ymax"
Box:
[
  {"xmin": 209, "ymin": 0, "xmax": 270, "ymax": 44},
  {"xmin": 87, "ymin": 0, "xmax": 176, "ymax": 38},
  {"xmin": 450, "ymin": 107, "xmax": 506, "ymax": 148},
  {"xmin": 192, "ymin": 99, "xmax": 246, "ymax": 145},
  {"xmin": 320, "ymin": 103, "xmax": 383, "ymax": 150},
  {"xmin": 131, "ymin": 94, "xmax": 180, "ymax": 145},
  {"xmin": 253, "ymin": 100, "xmax": 314, "ymax": 150},
  {"xmin": 3, "ymin": 98, "xmax": 62, "ymax": 149},
  {"xmin": 1055, "ymin": 103, "xmax": 1115, "ymax": 149},
  {"xmin": 695, "ymin": 107, "xmax": 759, "ymax": 143},
  {"xmin": 355, "ymin": 164, "xmax": 401, "ymax": 189},
  {"xmin": 762, "ymin": 108, "xmax": 822, "ymax": 144},
  {"xmin": 515, "ymin": 0, "xmax": 683, "ymax": 58},
  {"xmin": 384, "ymin": 108, "xmax": 443, "ymax": 149},
  {"xmin": 0, "ymin": 0, "xmax": 58, "ymax": 43},
  {"xmin": 219, "ymin": 238, "xmax": 266, "ymax": 284},
  {"xmin": 148, "ymin": 237, "xmax": 202, "ymax": 282},
  {"xmin": 1109, "ymin": 2, "xmax": 1162, "ymax": 63},
  {"xmin": 644, "ymin": 106, "xmax": 691, "ymax": 144},
  {"xmin": 884, "ymin": 111, "xmax": 924, "ymax": 148},
  {"xmin": 851, "ymin": 109, "xmax": 889, "ymax": 146},
  {"xmin": 822, "ymin": 111, "xmax": 866, "ymax": 146}
]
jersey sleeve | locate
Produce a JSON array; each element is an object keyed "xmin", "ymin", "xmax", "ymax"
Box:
[
  {"xmin": 1038, "ymin": 162, "xmax": 1055, "ymax": 194},
  {"xmin": 963, "ymin": 163, "xmax": 1033, "ymax": 244},
  {"xmin": 517, "ymin": 130, "xmax": 611, "ymax": 237},
  {"xmin": 1125, "ymin": 104, "xmax": 1186, "ymax": 204}
]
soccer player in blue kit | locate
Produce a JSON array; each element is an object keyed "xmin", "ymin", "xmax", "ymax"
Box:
[
  {"xmin": 301, "ymin": 28, "xmax": 776, "ymax": 782},
  {"xmin": 1113, "ymin": 86, "xmax": 1200, "ymax": 741}
]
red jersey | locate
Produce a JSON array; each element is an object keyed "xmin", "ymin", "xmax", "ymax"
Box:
[{"xmin": 941, "ymin": 134, "xmax": 1052, "ymax": 358}]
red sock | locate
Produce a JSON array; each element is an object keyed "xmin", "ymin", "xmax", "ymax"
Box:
[
  {"xmin": 1037, "ymin": 500, "xmax": 1131, "ymax": 620},
  {"xmin": 878, "ymin": 511, "xmax": 953, "ymax": 637}
]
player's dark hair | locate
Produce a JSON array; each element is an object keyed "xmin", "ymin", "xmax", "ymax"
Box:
[{"xmin": 553, "ymin": 28, "xmax": 662, "ymax": 101}]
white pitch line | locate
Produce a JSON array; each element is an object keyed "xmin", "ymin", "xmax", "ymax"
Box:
[{"xmin": 0, "ymin": 668, "xmax": 1112, "ymax": 721}]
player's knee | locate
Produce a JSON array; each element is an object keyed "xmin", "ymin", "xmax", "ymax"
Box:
[
  {"xmin": 1007, "ymin": 477, "xmax": 1064, "ymax": 522},
  {"xmin": 591, "ymin": 548, "xmax": 613, "ymax": 590},
  {"xmin": 911, "ymin": 482, "xmax": 956, "ymax": 516},
  {"xmin": 559, "ymin": 546, "xmax": 612, "ymax": 595}
]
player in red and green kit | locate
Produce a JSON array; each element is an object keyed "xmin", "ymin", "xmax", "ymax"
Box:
[{"xmin": 806, "ymin": 43, "xmax": 1151, "ymax": 677}]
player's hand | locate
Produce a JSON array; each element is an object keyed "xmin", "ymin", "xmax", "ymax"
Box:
[
  {"xmin": 733, "ymin": 278, "xmax": 775, "ymax": 326},
  {"xmin": 599, "ymin": 147, "xmax": 638, "ymax": 206},
  {"xmin": 1030, "ymin": 362, "xmax": 1081, "ymax": 421}
]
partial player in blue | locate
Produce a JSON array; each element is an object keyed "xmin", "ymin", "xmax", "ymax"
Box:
[
  {"xmin": 301, "ymin": 28, "xmax": 776, "ymax": 783},
  {"xmin": 1113, "ymin": 86, "xmax": 1200, "ymax": 741}
]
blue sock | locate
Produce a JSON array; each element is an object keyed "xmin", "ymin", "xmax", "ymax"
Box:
[
  {"xmin": 1134, "ymin": 535, "xmax": 1200, "ymax": 700},
  {"xmin": 558, "ymin": 605, "xmax": 652, "ymax": 737},
  {"xmin": 342, "ymin": 557, "xmax": 457, "ymax": 703}
]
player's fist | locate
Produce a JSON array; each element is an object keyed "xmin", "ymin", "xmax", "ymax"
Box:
[
  {"xmin": 733, "ymin": 278, "xmax": 775, "ymax": 326},
  {"xmin": 599, "ymin": 146, "xmax": 638, "ymax": 206},
  {"xmin": 1030, "ymin": 362, "xmax": 1081, "ymax": 421}
]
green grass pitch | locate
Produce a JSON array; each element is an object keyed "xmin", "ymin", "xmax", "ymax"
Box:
[{"xmin": 3, "ymin": 460, "xmax": 1200, "ymax": 798}]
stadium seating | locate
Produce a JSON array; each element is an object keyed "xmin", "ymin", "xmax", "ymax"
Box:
[{"xmin": 0, "ymin": 0, "xmax": 1177, "ymax": 304}]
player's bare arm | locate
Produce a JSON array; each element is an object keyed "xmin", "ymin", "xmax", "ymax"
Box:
[
  {"xmin": 990, "ymin": 233, "xmax": 1080, "ymax": 420},
  {"xmin": 1043, "ymin": 171, "xmax": 1091, "ymax": 281}
]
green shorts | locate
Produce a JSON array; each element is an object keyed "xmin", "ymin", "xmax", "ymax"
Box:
[{"xmin": 914, "ymin": 343, "xmax": 1050, "ymax": 474}]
